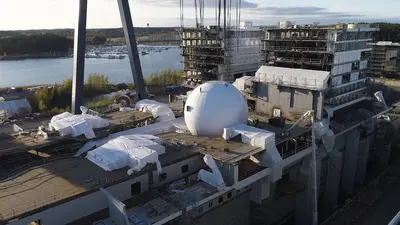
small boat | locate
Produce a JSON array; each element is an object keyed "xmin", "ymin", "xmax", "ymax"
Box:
[
  {"xmin": 141, "ymin": 51, "xmax": 148, "ymax": 55},
  {"xmin": 108, "ymin": 54, "xmax": 125, "ymax": 59},
  {"xmin": 85, "ymin": 53, "xmax": 101, "ymax": 58}
]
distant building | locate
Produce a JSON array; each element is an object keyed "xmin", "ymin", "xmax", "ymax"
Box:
[{"xmin": 368, "ymin": 41, "xmax": 400, "ymax": 77}]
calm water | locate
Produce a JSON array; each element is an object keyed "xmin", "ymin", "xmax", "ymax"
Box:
[{"xmin": 0, "ymin": 47, "xmax": 182, "ymax": 88}]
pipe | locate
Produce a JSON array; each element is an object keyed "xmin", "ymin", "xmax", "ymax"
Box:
[
  {"xmin": 388, "ymin": 211, "xmax": 400, "ymax": 225},
  {"xmin": 71, "ymin": 0, "xmax": 87, "ymax": 114},
  {"xmin": 310, "ymin": 111, "xmax": 319, "ymax": 225}
]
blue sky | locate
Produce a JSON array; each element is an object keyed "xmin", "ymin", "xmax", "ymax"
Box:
[{"xmin": 0, "ymin": 0, "xmax": 399, "ymax": 30}]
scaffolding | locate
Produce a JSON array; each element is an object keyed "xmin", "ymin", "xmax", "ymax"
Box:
[{"xmin": 261, "ymin": 28, "xmax": 333, "ymax": 70}]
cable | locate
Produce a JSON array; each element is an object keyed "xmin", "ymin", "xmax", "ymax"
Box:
[
  {"xmin": 217, "ymin": 0, "xmax": 221, "ymax": 34},
  {"xmin": 199, "ymin": 0, "xmax": 203, "ymax": 27},
  {"xmin": 215, "ymin": 0, "xmax": 217, "ymax": 26},
  {"xmin": 179, "ymin": 0, "xmax": 184, "ymax": 28},
  {"xmin": 194, "ymin": 0, "xmax": 199, "ymax": 28}
]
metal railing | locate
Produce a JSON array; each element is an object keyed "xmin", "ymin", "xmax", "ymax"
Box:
[
  {"xmin": 264, "ymin": 46, "xmax": 328, "ymax": 52},
  {"xmin": 266, "ymin": 36, "xmax": 327, "ymax": 41},
  {"xmin": 272, "ymin": 57, "xmax": 327, "ymax": 65}
]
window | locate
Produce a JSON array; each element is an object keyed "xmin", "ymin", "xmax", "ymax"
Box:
[
  {"xmin": 218, "ymin": 196, "xmax": 223, "ymax": 203},
  {"xmin": 227, "ymin": 192, "xmax": 232, "ymax": 199},
  {"xmin": 198, "ymin": 207, "xmax": 203, "ymax": 213},
  {"xmin": 159, "ymin": 173, "xmax": 167, "ymax": 182},
  {"xmin": 181, "ymin": 164, "xmax": 189, "ymax": 173},
  {"xmin": 342, "ymin": 74, "xmax": 351, "ymax": 84},
  {"xmin": 209, "ymin": 201, "xmax": 213, "ymax": 208},
  {"xmin": 131, "ymin": 182, "xmax": 141, "ymax": 196},
  {"xmin": 351, "ymin": 62, "xmax": 359, "ymax": 71},
  {"xmin": 290, "ymin": 88, "xmax": 295, "ymax": 108}
]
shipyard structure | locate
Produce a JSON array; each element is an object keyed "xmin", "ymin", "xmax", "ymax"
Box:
[
  {"xmin": 368, "ymin": 41, "xmax": 400, "ymax": 78},
  {"xmin": 0, "ymin": 22, "xmax": 399, "ymax": 225},
  {"xmin": 180, "ymin": 21, "xmax": 262, "ymax": 87}
]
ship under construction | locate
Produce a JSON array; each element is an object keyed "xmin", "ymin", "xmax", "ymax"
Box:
[{"xmin": 1, "ymin": 1, "xmax": 400, "ymax": 225}]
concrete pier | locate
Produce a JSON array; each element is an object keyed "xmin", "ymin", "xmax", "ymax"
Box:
[
  {"xmin": 355, "ymin": 136, "xmax": 372, "ymax": 187},
  {"xmin": 341, "ymin": 129, "xmax": 360, "ymax": 195},
  {"xmin": 323, "ymin": 149, "xmax": 343, "ymax": 210}
]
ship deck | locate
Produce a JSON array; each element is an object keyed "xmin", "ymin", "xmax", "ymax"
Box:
[
  {"xmin": 0, "ymin": 110, "xmax": 153, "ymax": 156},
  {"xmin": 0, "ymin": 130, "xmax": 261, "ymax": 222},
  {"xmin": 159, "ymin": 132, "xmax": 264, "ymax": 164}
]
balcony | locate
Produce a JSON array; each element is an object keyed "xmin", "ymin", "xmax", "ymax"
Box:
[
  {"xmin": 264, "ymin": 36, "xmax": 327, "ymax": 41},
  {"xmin": 263, "ymin": 46, "xmax": 328, "ymax": 53},
  {"xmin": 324, "ymin": 85, "xmax": 367, "ymax": 109},
  {"xmin": 266, "ymin": 57, "xmax": 331, "ymax": 66}
]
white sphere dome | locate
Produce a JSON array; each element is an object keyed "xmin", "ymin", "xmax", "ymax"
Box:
[{"xmin": 184, "ymin": 81, "xmax": 248, "ymax": 137}]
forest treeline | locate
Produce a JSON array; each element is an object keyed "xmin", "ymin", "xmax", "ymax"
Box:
[
  {"xmin": 0, "ymin": 34, "xmax": 72, "ymax": 55},
  {"xmin": 371, "ymin": 23, "xmax": 400, "ymax": 42},
  {"xmin": 0, "ymin": 27, "xmax": 178, "ymax": 55}
]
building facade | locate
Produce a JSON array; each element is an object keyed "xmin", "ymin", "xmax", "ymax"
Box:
[
  {"xmin": 368, "ymin": 41, "xmax": 400, "ymax": 77},
  {"xmin": 261, "ymin": 23, "xmax": 377, "ymax": 118},
  {"xmin": 180, "ymin": 22, "xmax": 262, "ymax": 87}
]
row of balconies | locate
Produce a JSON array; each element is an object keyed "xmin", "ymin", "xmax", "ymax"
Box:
[
  {"xmin": 330, "ymin": 79, "xmax": 366, "ymax": 94},
  {"xmin": 263, "ymin": 45, "xmax": 328, "ymax": 53},
  {"xmin": 324, "ymin": 85, "xmax": 367, "ymax": 107}
]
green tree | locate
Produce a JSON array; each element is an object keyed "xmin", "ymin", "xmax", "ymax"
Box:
[
  {"xmin": 89, "ymin": 35, "xmax": 107, "ymax": 45},
  {"xmin": 145, "ymin": 69, "xmax": 183, "ymax": 86},
  {"xmin": 38, "ymin": 100, "xmax": 47, "ymax": 112},
  {"xmin": 86, "ymin": 74, "xmax": 110, "ymax": 97}
]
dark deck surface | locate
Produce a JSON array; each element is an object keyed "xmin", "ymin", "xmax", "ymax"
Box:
[
  {"xmin": 159, "ymin": 132, "xmax": 263, "ymax": 164},
  {"xmin": 0, "ymin": 132, "xmax": 202, "ymax": 222}
]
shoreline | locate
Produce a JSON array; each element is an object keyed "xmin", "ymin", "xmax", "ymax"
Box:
[{"xmin": 0, "ymin": 53, "xmax": 70, "ymax": 61}]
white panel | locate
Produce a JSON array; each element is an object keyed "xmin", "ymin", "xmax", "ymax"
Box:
[
  {"xmin": 350, "ymin": 72, "xmax": 359, "ymax": 81},
  {"xmin": 332, "ymin": 76, "xmax": 343, "ymax": 86},
  {"xmin": 353, "ymin": 52, "xmax": 361, "ymax": 61},
  {"xmin": 360, "ymin": 60, "xmax": 368, "ymax": 70}
]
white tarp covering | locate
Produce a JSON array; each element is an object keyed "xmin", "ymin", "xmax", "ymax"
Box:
[
  {"xmin": 75, "ymin": 117, "xmax": 187, "ymax": 157},
  {"xmin": 255, "ymin": 66, "xmax": 330, "ymax": 91},
  {"xmin": 233, "ymin": 76, "xmax": 254, "ymax": 92},
  {"xmin": 134, "ymin": 99, "xmax": 175, "ymax": 122},
  {"xmin": 49, "ymin": 111, "xmax": 109, "ymax": 139},
  {"xmin": 223, "ymin": 124, "xmax": 275, "ymax": 150},
  {"xmin": 86, "ymin": 135, "xmax": 164, "ymax": 174},
  {"xmin": 314, "ymin": 119, "xmax": 335, "ymax": 152},
  {"xmin": 198, "ymin": 154, "xmax": 226, "ymax": 190},
  {"xmin": 374, "ymin": 91, "xmax": 388, "ymax": 109},
  {"xmin": 37, "ymin": 126, "xmax": 49, "ymax": 140},
  {"xmin": 223, "ymin": 124, "xmax": 283, "ymax": 182},
  {"xmin": 0, "ymin": 98, "xmax": 32, "ymax": 118}
]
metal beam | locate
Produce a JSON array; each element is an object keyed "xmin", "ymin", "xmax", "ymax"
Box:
[
  {"xmin": 71, "ymin": 0, "xmax": 87, "ymax": 114},
  {"xmin": 117, "ymin": 0, "xmax": 147, "ymax": 99}
]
